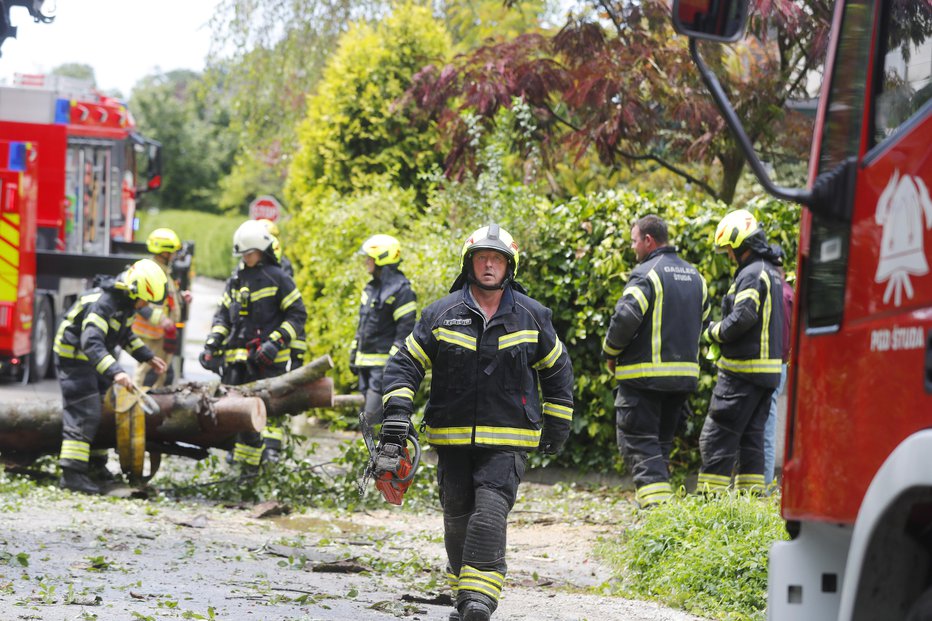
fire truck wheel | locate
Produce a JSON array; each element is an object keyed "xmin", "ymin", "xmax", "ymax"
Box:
[{"xmin": 27, "ymin": 296, "xmax": 54, "ymax": 383}]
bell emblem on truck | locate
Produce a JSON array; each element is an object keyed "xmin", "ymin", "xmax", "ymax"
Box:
[{"xmin": 874, "ymin": 170, "xmax": 932, "ymax": 307}]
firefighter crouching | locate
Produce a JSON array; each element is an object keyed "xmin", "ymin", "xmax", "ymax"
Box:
[
  {"xmin": 380, "ymin": 224, "xmax": 575, "ymax": 621},
  {"xmin": 132, "ymin": 228, "xmax": 192, "ymax": 389},
  {"xmin": 55, "ymin": 259, "xmax": 169, "ymax": 494},
  {"xmin": 698, "ymin": 209, "xmax": 784, "ymax": 493},
  {"xmin": 603, "ymin": 215, "xmax": 709, "ymax": 508},
  {"xmin": 199, "ymin": 219, "xmax": 307, "ymax": 470},
  {"xmin": 350, "ymin": 234, "xmax": 416, "ymax": 425}
]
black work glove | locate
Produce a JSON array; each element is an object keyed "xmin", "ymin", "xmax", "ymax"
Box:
[
  {"xmin": 199, "ymin": 349, "xmax": 223, "ymax": 373},
  {"xmin": 254, "ymin": 340, "xmax": 283, "ymax": 368},
  {"xmin": 538, "ymin": 427, "xmax": 568, "ymax": 455}
]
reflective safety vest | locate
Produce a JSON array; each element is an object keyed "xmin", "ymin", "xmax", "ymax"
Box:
[
  {"xmin": 206, "ymin": 261, "xmax": 307, "ymax": 367},
  {"xmin": 381, "ymin": 285, "xmax": 575, "ymax": 451},
  {"xmin": 53, "ymin": 279, "xmax": 154, "ymax": 379},
  {"xmin": 350, "ymin": 265, "xmax": 416, "ymax": 368},
  {"xmin": 603, "ymin": 246, "xmax": 709, "ymax": 393},
  {"xmin": 707, "ymin": 255, "xmax": 784, "ymax": 388}
]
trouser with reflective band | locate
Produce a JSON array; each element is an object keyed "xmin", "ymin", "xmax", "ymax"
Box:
[
  {"xmin": 261, "ymin": 422, "xmax": 284, "ymax": 451},
  {"xmin": 358, "ymin": 366, "xmax": 385, "ymax": 425},
  {"xmin": 57, "ymin": 357, "xmax": 111, "ymax": 472},
  {"xmin": 437, "ymin": 447, "xmax": 527, "ymax": 612},
  {"xmin": 615, "ymin": 385, "xmax": 688, "ymax": 507},
  {"xmin": 698, "ymin": 371, "xmax": 773, "ymax": 493},
  {"xmin": 134, "ymin": 338, "xmax": 174, "ymax": 389},
  {"xmin": 225, "ymin": 361, "xmax": 286, "ymax": 466}
]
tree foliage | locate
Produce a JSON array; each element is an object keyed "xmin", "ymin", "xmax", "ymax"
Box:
[
  {"xmin": 131, "ymin": 70, "xmax": 236, "ymax": 213},
  {"xmin": 405, "ymin": 0, "xmax": 832, "ymax": 204}
]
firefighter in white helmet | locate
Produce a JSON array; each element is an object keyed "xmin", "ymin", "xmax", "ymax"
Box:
[
  {"xmin": 380, "ymin": 224, "xmax": 575, "ymax": 621},
  {"xmin": 132, "ymin": 228, "xmax": 192, "ymax": 389},
  {"xmin": 54, "ymin": 259, "xmax": 169, "ymax": 494},
  {"xmin": 257, "ymin": 218, "xmax": 306, "ymax": 368},
  {"xmin": 697, "ymin": 209, "xmax": 785, "ymax": 494},
  {"xmin": 200, "ymin": 220, "xmax": 307, "ymax": 471},
  {"xmin": 350, "ymin": 234, "xmax": 416, "ymax": 425}
]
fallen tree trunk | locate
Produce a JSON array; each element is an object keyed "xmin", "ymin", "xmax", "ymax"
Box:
[{"xmin": 0, "ymin": 355, "xmax": 341, "ymax": 463}]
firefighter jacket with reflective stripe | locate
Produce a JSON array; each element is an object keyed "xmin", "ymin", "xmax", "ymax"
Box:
[
  {"xmin": 53, "ymin": 280, "xmax": 154, "ymax": 380},
  {"xmin": 707, "ymin": 254, "xmax": 784, "ymax": 388},
  {"xmin": 207, "ymin": 261, "xmax": 307, "ymax": 365},
  {"xmin": 350, "ymin": 266, "xmax": 416, "ymax": 368},
  {"xmin": 132, "ymin": 259, "xmax": 182, "ymax": 340},
  {"xmin": 603, "ymin": 246, "xmax": 710, "ymax": 392},
  {"xmin": 381, "ymin": 284, "xmax": 575, "ymax": 451}
]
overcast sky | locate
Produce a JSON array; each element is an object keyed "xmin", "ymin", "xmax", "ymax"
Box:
[{"xmin": 0, "ymin": 0, "xmax": 219, "ymax": 97}]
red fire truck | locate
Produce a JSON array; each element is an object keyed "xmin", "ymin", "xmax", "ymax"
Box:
[
  {"xmin": 673, "ymin": 0, "xmax": 932, "ymax": 618},
  {"xmin": 0, "ymin": 75, "xmax": 162, "ymax": 382}
]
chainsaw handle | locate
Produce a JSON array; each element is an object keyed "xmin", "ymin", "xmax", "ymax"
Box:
[{"xmin": 395, "ymin": 432, "xmax": 421, "ymax": 484}]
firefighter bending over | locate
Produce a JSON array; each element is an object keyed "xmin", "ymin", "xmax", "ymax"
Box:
[
  {"xmin": 698, "ymin": 209, "xmax": 784, "ymax": 493},
  {"xmin": 199, "ymin": 219, "xmax": 307, "ymax": 470},
  {"xmin": 132, "ymin": 228, "xmax": 192, "ymax": 388},
  {"xmin": 350, "ymin": 234, "xmax": 416, "ymax": 425},
  {"xmin": 380, "ymin": 224, "xmax": 575, "ymax": 621},
  {"xmin": 55, "ymin": 259, "xmax": 169, "ymax": 494},
  {"xmin": 603, "ymin": 215, "xmax": 709, "ymax": 508}
]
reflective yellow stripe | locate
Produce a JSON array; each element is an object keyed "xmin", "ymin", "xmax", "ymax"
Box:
[
  {"xmin": 647, "ymin": 270, "xmax": 662, "ymax": 364},
  {"xmin": 212, "ymin": 325, "xmax": 230, "ymax": 337},
  {"xmin": 701, "ymin": 278, "xmax": 710, "ymax": 321},
  {"xmin": 127, "ymin": 337, "xmax": 146, "ymax": 353},
  {"xmin": 382, "ymin": 386, "xmax": 415, "ymax": 404},
  {"xmin": 446, "ymin": 570, "xmax": 459, "ymax": 592},
  {"xmin": 543, "ymin": 402, "xmax": 573, "ymax": 421},
  {"xmin": 393, "ymin": 301, "xmax": 416, "ymax": 321},
  {"xmin": 280, "ymin": 288, "xmax": 301, "ymax": 310},
  {"xmin": 717, "ymin": 357, "xmax": 782, "ymax": 374},
  {"xmin": 498, "ymin": 330, "xmax": 538, "ymax": 350},
  {"xmin": 233, "ymin": 443, "xmax": 263, "ymax": 466},
  {"xmin": 225, "ymin": 348, "xmax": 249, "ymax": 363},
  {"xmin": 532, "ymin": 341, "xmax": 563, "ymax": 370},
  {"xmin": 252, "ymin": 286, "xmax": 278, "ymax": 302},
  {"xmin": 474, "ymin": 426, "xmax": 541, "ymax": 447},
  {"xmin": 108, "ymin": 318, "xmax": 122, "ymax": 331},
  {"xmin": 623, "ymin": 286, "xmax": 649, "ymax": 315},
  {"xmin": 425, "ymin": 426, "xmax": 473, "ymax": 445},
  {"xmin": 710, "ymin": 321, "xmax": 722, "ymax": 341},
  {"xmin": 459, "ymin": 565, "xmax": 504, "ymax": 601},
  {"xmin": 388, "ymin": 344, "xmax": 398, "ymax": 356},
  {"xmin": 53, "ymin": 342, "xmax": 89, "ymax": 360},
  {"xmin": 759, "ymin": 272, "xmax": 772, "ymax": 360},
  {"xmin": 261, "ymin": 426, "xmax": 284, "ymax": 442},
  {"xmin": 274, "ymin": 348, "xmax": 291, "ymax": 363},
  {"xmin": 279, "ymin": 321, "xmax": 297, "ymax": 340},
  {"xmin": 60, "ymin": 439, "xmax": 90, "ymax": 463},
  {"xmin": 735, "ymin": 473, "xmax": 765, "ymax": 493},
  {"xmin": 405, "ymin": 334, "xmax": 431, "ymax": 369},
  {"xmin": 615, "ymin": 361, "xmax": 700, "ymax": 380},
  {"xmin": 636, "ymin": 481, "xmax": 673, "ymax": 507},
  {"xmin": 291, "ymin": 339, "xmax": 307, "ymax": 351},
  {"xmin": 697, "ymin": 472, "xmax": 731, "ymax": 492},
  {"xmin": 83, "ymin": 313, "xmax": 108, "ymax": 334},
  {"xmin": 355, "ymin": 352, "xmax": 390, "ymax": 366},
  {"xmin": 96, "ymin": 354, "xmax": 117, "ymax": 375},
  {"xmin": 432, "ymin": 327, "xmax": 477, "ymax": 351},
  {"xmin": 735, "ymin": 288, "xmax": 760, "ymax": 311},
  {"xmin": 602, "ymin": 337, "xmax": 622, "ymax": 357}
]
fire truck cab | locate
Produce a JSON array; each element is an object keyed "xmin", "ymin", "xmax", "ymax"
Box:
[
  {"xmin": 0, "ymin": 75, "xmax": 161, "ymax": 382},
  {"xmin": 673, "ymin": 0, "xmax": 932, "ymax": 619}
]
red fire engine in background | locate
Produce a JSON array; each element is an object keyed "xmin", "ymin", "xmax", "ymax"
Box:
[
  {"xmin": 673, "ymin": 1, "xmax": 932, "ymax": 618},
  {"xmin": 0, "ymin": 75, "xmax": 162, "ymax": 382}
]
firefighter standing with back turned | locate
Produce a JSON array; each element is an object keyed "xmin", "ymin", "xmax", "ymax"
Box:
[
  {"xmin": 350, "ymin": 234, "xmax": 416, "ymax": 425},
  {"xmin": 55, "ymin": 259, "xmax": 169, "ymax": 494},
  {"xmin": 380, "ymin": 224, "xmax": 575, "ymax": 621},
  {"xmin": 199, "ymin": 220, "xmax": 307, "ymax": 470},
  {"xmin": 603, "ymin": 215, "xmax": 709, "ymax": 508},
  {"xmin": 698, "ymin": 209, "xmax": 784, "ymax": 493},
  {"xmin": 132, "ymin": 228, "xmax": 192, "ymax": 389}
]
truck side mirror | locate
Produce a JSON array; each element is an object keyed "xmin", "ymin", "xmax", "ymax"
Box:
[{"xmin": 672, "ymin": 0, "xmax": 749, "ymax": 43}]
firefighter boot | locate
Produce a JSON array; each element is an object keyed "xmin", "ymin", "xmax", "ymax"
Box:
[
  {"xmin": 459, "ymin": 600, "xmax": 492, "ymax": 621},
  {"xmin": 448, "ymin": 610, "xmax": 462, "ymax": 621},
  {"xmin": 88, "ymin": 455, "xmax": 117, "ymax": 484},
  {"xmin": 60, "ymin": 468, "xmax": 102, "ymax": 495}
]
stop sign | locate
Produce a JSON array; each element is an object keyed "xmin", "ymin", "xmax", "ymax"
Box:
[{"xmin": 248, "ymin": 195, "xmax": 282, "ymax": 221}]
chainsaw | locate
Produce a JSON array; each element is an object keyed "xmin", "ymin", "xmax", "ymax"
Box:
[{"xmin": 358, "ymin": 413, "xmax": 421, "ymax": 506}]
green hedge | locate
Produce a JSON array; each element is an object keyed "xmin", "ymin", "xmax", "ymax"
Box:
[{"xmin": 136, "ymin": 209, "xmax": 242, "ymax": 279}]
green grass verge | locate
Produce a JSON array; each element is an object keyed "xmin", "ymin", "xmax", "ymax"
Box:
[
  {"xmin": 137, "ymin": 209, "xmax": 241, "ymax": 279},
  {"xmin": 596, "ymin": 492, "xmax": 789, "ymax": 620}
]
